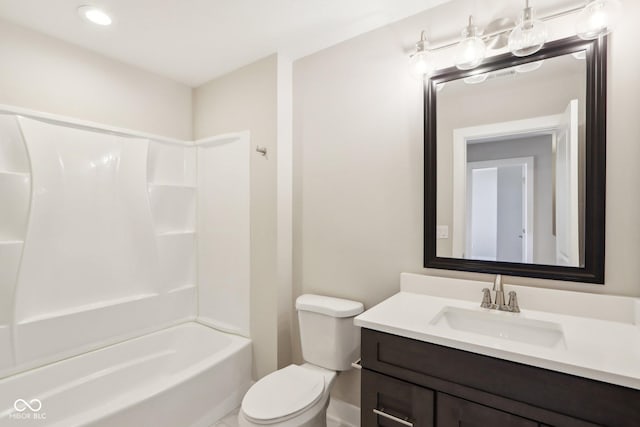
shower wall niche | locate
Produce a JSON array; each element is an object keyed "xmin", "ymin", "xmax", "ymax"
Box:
[
  {"xmin": 147, "ymin": 141, "xmax": 197, "ymax": 296},
  {"xmin": 0, "ymin": 115, "xmax": 31, "ymax": 371},
  {"xmin": 0, "ymin": 110, "xmax": 251, "ymax": 379}
]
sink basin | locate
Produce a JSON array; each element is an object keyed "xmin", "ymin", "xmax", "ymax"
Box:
[{"xmin": 430, "ymin": 307, "xmax": 566, "ymax": 349}]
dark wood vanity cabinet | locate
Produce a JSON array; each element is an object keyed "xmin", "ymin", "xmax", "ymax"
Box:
[
  {"xmin": 436, "ymin": 393, "xmax": 538, "ymax": 427},
  {"xmin": 360, "ymin": 329, "xmax": 640, "ymax": 427},
  {"xmin": 361, "ymin": 369, "xmax": 434, "ymax": 427},
  {"xmin": 362, "ymin": 369, "xmax": 537, "ymax": 427}
]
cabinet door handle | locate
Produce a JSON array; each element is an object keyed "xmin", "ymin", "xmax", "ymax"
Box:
[{"xmin": 373, "ymin": 408, "xmax": 414, "ymax": 427}]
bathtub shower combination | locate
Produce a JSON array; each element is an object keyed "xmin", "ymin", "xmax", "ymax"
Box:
[{"xmin": 0, "ymin": 108, "xmax": 252, "ymax": 426}]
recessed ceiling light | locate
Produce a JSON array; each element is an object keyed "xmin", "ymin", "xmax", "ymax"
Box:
[{"xmin": 78, "ymin": 5, "xmax": 112, "ymax": 26}]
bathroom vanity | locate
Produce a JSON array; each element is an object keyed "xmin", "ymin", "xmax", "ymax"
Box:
[
  {"xmin": 355, "ymin": 274, "xmax": 640, "ymax": 427},
  {"xmin": 396, "ymin": 31, "xmax": 629, "ymax": 426},
  {"xmin": 360, "ymin": 329, "xmax": 637, "ymax": 427}
]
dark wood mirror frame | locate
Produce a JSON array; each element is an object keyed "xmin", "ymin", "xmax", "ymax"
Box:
[{"xmin": 424, "ymin": 36, "xmax": 606, "ymax": 284}]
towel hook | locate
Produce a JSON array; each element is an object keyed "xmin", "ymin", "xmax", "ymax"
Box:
[{"xmin": 256, "ymin": 146, "xmax": 267, "ymax": 157}]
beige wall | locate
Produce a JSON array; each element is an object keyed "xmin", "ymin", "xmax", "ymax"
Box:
[
  {"xmin": 293, "ymin": 0, "xmax": 640, "ymax": 407},
  {"xmin": 193, "ymin": 54, "xmax": 291, "ymax": 379},
  {"xmin": 276, "ymin": 56, "xmax": 294, "ymax": 370},
  {"xmin": 0, "ymin": 19, "xmax": 192, "ymax": 140},
  {"xmin": 293, "ymin": 15, "xmax": 425, "ymax": 405}
]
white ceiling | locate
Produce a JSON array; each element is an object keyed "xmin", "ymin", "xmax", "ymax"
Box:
[{"xmin": 0, "ymin": 0, "xmax": 452, "ymax": 87}]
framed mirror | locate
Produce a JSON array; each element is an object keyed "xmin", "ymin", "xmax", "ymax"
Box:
[{"xmin": 424, "ymin": 36, "xmax": 606, "ymax": 283}]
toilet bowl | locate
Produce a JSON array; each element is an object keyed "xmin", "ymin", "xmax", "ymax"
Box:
[
  {"xmin": 238, "ymin": 364, "xmax": 335, "ymax": 427},
  {"xmin": 238, "ymin": 294, "xmax": 363, "ymax": 427}
]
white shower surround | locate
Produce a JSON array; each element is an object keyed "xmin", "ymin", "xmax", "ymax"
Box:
[{"xmin": 0, "ymin": 104, "xmax": 252, "ymax": 426}]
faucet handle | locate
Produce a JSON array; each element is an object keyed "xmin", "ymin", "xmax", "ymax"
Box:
[
  {"xmin": 507, "ymin": 291, "xmax": 520, "ymax": 313},
  {"xmin": 480, "ymin": 288, "xmax": 494, "ymax": 309}
]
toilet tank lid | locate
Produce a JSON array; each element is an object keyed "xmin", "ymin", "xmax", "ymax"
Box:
[{"xmin": 296, "ymin": 294, "xmax": 364, "ymax": 318}]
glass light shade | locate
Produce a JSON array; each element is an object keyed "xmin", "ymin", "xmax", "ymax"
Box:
[
  {"xmin": 515, "ymin": 60, "xmax": 544, "ymax": 73},
  {"xmin": 409, "ymin": 50, "xmax": 435, "ymax": 80},
  {"xmin": 464, "ymin": 73, "xmax": 488, "ymax": 85},
  {"xmin": 455, "ymin": 19, "xmax": 486, "ymax": 70},
  {"xmin": 576, "ymin": 0, "xmax": 621, "ymax": 40},
  {"xmin": 508, "ymin": 7, "xmax": 548, "ymax": 57}
]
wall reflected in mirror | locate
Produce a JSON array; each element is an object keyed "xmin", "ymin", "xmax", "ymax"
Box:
[{"xmin": 435, "ymin": 52, "xmax": 586, "ymax": 267}]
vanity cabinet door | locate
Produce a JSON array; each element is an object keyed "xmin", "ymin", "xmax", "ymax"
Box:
[
  {"xmin": 436, "ymin": 393, "xmax": 538, "ymax": 427},
  {"xmin": 362, "ymin": 369, "xmax": 434, "ymax": 427}
]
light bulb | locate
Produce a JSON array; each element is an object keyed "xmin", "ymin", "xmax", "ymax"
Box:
[
  {"xmin": 508, "ymin": 3, "xmax": 548, "ymax": 57},
  {"xmin": 409, "ymin": 51, "xmax": 435, "ymax": 79},
  {"xmin": 576, "ymin": 0, "xmax": 621, "ymax": 40},
  {"xmin": 78, "ymin": 5, "xmax": 112, "ymax": 26},
  {"xmin": 409, "ymin": 31, "xmax": 435, "ymax": 80},
  {"xmin": 455, "ymin": 16, "xmax": 486, "ymax": 70}
]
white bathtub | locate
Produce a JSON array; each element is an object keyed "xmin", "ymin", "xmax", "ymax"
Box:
[{"xmin": 0, "ymin": 322, "xmax": 252, "ymax": 427}]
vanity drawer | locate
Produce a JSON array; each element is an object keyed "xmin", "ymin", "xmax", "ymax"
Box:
[
  {"xmin": 362, "ymin": 328, "xmax": 637, "ymax": 427},
  {"xmin": 362, "ymin": 369, "xmax": 434, "ymax": 427},
  {"xmin": 437, "ymin": 393, "xmax": 538, "ymax": 427}
]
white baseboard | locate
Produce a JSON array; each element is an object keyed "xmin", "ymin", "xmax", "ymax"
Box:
[{"xmin": 327, "ymin": 398, "xmax": 360, "ymax": 427}]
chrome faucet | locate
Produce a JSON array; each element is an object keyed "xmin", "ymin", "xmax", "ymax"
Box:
[
  {"xmin": 493, "ymin": 274, "xmax": 506, "ymax": 308},
  {"xmin": 480, "ymin": 275, "xmax": 520, "ymax": 313}
]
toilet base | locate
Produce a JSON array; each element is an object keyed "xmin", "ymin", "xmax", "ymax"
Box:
[{"xmin": 238, "ymin": 395, "xmax": 330, "ymax": 427}]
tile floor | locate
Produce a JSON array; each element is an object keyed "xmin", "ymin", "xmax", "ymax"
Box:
[
  {"xmin": 211, "ymin": 407, "xmax": 239, "ymax": 427},
  {"xmin": 211, "ymin": 407, "xmax": 349, "ymax": 427}
]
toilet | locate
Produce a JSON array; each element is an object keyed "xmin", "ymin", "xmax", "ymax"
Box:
[{"xmin": 239, "ymin": 294, "xmax": 364, "ymax": 427}]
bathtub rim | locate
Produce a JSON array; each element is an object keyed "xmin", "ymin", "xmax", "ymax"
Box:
[{"xmin": 0, "ymin": 319, "xmax": 251, "ymax": 382}]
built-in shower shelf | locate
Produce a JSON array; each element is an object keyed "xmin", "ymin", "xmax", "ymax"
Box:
[
  {"xmin": 147, "ymin": 183, "xmax": 196, "ymax": 189},
  {"xmin": 0, "ymin": 240, "xmax": 24, "ymax": 245},
  {"xmin": 0, "ymin": 170, "xmax": 29, "ymax": 177},
  {"xmin": 148, "ymin": 184, "xmax": 195, "ymax": 233},
  {"xmin": 156, "ymin": 231, "xmax": 195, "ymax": 237},
  {"xmin": 17, "ymin": 292, "xmax": 160, "ymax": 325},
  {"xmin": 0, "ymin": 170, "xmax": 31, "ymax": 241},
  {"xmin": 167, "ymin": 284, "xmax": 196, "ymax": 294}
]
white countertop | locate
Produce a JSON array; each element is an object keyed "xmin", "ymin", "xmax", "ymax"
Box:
[{"xmin": 354, "ymin": 274, "xmax": 640, "ymax": 390}]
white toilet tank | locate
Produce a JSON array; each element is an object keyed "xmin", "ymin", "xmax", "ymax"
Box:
[{"xmin": 296, "ymin": 294, "xmax": 364, "ymax": 371}]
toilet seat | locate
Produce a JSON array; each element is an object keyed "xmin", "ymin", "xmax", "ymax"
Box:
[{"xmin": 241, "ymin": 365, "xmax": 326, "ymax": 424}]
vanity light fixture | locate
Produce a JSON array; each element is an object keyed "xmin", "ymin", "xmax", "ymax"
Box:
[
  {"xmin": 575, "ymin": 0, "xmax": 621, "ymax": 40},
  {"xmin": 409, "ymin": 31, "xmax": 436, "ymax": 79},
  {"xmin": 508, "ymin": 0, "xmax": 548, "ymax": 57},
  {"xmin": 78, "ymin": 5, "xmax": 112, "ymax": 26},
  {"xmin": 454, "ymin": 16, "xmax": 486, "ymax": 70},
  {"xmin": 409, "ymin": 0, "xmax": 622, "ymax": 78}
]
